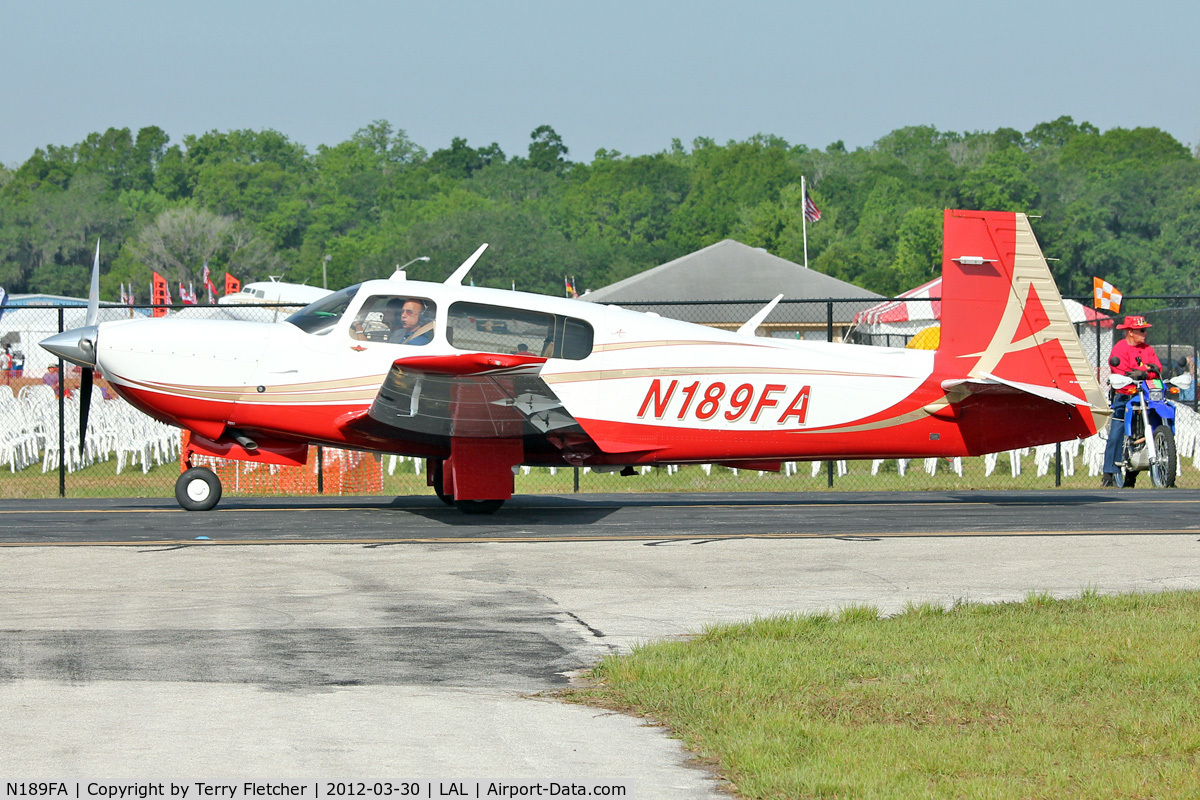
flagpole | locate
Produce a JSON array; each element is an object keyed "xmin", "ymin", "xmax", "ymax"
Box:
[{"xmin": 801, "ymin": 175, "xmax": 809, "ymax": 270}]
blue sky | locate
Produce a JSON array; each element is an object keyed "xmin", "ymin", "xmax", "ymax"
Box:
[{"xmin": 2, "ymin": 0, "xmax": 1197, "ymax": 167}]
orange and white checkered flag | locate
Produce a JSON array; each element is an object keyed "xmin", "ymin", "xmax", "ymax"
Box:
[{"xmin": 1093, "ymin": 277, "xmax": 1123, "ymax": 313}]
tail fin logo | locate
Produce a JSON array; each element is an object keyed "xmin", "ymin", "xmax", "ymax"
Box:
[{"xmin": 963, "ymin": 270, "xmax": 1064, "ymax": 387}]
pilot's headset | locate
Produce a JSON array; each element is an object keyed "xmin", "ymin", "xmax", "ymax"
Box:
[{"xmin": 413, "ymin": 298, "xmax": 434, "ymax": 325}]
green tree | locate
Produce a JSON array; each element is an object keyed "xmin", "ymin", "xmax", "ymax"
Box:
[
  {"xmin": 958, "ymin": 147, "xmax": 1038, "ymax": 211},
  {"xmin": 890, "ymin": 207, "xmax": 943, "ymax": 290},
  {"xmin": 115, "ymin": 205, "xmax": 283, "ymax": 293},
  {"xmin": 527, "ymin": 125, "xmax": 570, "ymax": 174},
  {"xmin": 428, "ymin": 137, "xmax": 505, "ymax": 179},
  {"xmin": 667, "ymin": 135, "xmax": 801, "ymax": 251}
]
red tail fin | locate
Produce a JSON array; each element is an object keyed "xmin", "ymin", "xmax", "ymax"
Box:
[{"xmin": 936, "ymin": 210, "xmax": 1108, "ymax": 438}]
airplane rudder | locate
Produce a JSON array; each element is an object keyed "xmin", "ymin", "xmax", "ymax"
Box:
[{"xmin": 935, "ymin": 209, "xmax": 1020, "ymax": 370}]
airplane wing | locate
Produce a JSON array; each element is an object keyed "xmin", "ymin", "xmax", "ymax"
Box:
[{"xmin": 344, "ymin": 351, "xmax": 614, "ymax": 461}]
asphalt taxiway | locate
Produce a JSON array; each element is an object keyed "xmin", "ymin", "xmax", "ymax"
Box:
[
  {"xmin": 1, "ymin": 490, "xmax": 1199, "ymax": 792},
  {"xmin": 4, "ymin": 489, "xmax": 1200, "ymax": 545}
]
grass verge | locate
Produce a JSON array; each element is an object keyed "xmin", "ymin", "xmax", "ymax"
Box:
[{"xmin": 563, "ymin": 591, "xmax": 1200, "ymax": 799}]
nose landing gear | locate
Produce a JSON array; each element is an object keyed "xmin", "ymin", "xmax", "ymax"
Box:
[{"xmin": 176, "ymin": 466, "xmax": 222, "ymax": 511}]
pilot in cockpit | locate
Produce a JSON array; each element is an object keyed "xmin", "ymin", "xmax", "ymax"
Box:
[
  {"xmin": 384, "ymin": 297, "xmax": 435, "ymax": 345},
  {"xmin": 350, "ymin": 296, "xmax": 436, "ymax": 345}
]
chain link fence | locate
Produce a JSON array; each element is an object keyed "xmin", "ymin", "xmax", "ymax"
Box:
[{"xmin": 3, "ymin": 296, "xmax": 1200, "ymax": 500}]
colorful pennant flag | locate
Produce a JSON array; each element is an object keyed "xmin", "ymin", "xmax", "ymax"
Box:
[
  {"xmin": 1093, "ymin": 277, "xmax": 1123, "ymax": 313},
  {"xmin": 224, "ymin": 273, "xmax": 241, "ymax": 296},
  {"xmin": 151, "ymin": 271, "xmax": 172, "ymax": 318}
]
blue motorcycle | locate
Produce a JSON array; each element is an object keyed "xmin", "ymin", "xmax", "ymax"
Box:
[{"xmin": 1107, "ymin": 356, "xmax": 1193, "ymax": 487}]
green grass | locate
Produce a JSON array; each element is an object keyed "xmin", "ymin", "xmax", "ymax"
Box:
[
  {"xmin": 565, "ymin": 591, "xmax": 1200, "ymax": 799},
  {"xmin": 4, "ymin": 452, "xmax": 1199, "ymax": 499},
  {"xmin": 0, "ymin": 457, "xmax": 181, "ymax": 498}
]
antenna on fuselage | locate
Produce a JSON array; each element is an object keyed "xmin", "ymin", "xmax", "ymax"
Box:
[
  {"xmin": 444, "ymin": 243, "xmax": 489, "ymax": 286},
  {"xmin": 737, "ymin": 294, "xmax": 784, "ymax": 337}
]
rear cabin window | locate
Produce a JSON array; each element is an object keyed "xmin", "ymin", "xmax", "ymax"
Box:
[{"xmin": 447, "ymin": 302, "xmax": 593, "ymax": 360}]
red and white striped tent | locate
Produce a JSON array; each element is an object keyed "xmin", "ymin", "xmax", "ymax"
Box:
[
  {"xmin": 852, "ymin": 276, "xmax": 1114, "ymax": 365},
  {"xmin": 853, "ymin": 276, "xmax": 1110, "ymax": 334},
  {"xmin": 853, "ymin": 277, "xmax": 942, "ymax": 331}
]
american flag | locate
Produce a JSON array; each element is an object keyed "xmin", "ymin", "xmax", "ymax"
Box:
[
  {"xmin": 201, "ymin": 261, "xmax": 218, "ymax": 303},
  {"xmin": 803, "ymin": 190, "xmax": 821, "ymax": 223}
]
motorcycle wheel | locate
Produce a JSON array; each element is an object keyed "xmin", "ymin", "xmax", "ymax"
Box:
[
  {"xmin": 1114, "ymin": 435, "xmax": 1137, "ymax": 487},
  {"xmin": 1150, "ymin": 425, "xmax": 1177, "ymax": 488},
  {"xmin": 1115, "ymin": 467, "xmax": 1137, "ymax": 488},
  {"xmin": 1116, "ymin": 413, "xmax": 1142, "ymax": 488}
]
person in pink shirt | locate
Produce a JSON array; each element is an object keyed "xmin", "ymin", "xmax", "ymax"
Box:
[{"xmin": 1102, "ymin": 316, "xmax": 1162, "ymax": 486}]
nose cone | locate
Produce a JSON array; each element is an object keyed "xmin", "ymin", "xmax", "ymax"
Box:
[{"xmin": 40, "ymin": 325, "xmax": 99, "ymax": 368}]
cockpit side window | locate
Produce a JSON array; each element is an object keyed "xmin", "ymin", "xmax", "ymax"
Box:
[
  {"xmin": 284, "ymin": 284, "xmax": 360, "ymax": 335},
  {"xmin": 446, "ymin": 302, "xmax": 593, "ymax": 360},
  {"xmin": 349, "ymin": 295, "xmax": 438, "ymax": 346}
]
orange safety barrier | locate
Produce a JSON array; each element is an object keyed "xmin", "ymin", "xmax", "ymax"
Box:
[{"xmin": 180, "ymin": 431, "xmax": 383, "ymax": 495}]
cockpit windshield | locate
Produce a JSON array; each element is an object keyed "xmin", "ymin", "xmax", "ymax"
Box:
[{"xmin": 285, "ymin": 284, "xmax": 361, "ymax": 334}]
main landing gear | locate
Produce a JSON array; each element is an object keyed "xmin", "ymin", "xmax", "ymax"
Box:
[
  {"xmin": 428, "ymin": 455, "xmax": 509, "ymax": 515},
  {"xmin": 176, "ymin": 466, "xmax": 222, "ymax": 511}
]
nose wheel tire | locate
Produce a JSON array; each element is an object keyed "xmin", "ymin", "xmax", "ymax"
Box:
[{"xmin": 176, "ymin": 467, "xmax": 222, "ymax": 511}]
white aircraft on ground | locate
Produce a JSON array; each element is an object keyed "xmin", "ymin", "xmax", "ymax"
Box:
[
  {"xmin": 218, "ymin": 278, "xmax": 332, "ymax": 307},
  {"xmin": 42, "ymin": 210, "xmax": 1109, "ymax": 513}
]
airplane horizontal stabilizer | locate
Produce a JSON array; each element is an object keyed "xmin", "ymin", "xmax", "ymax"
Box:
[{"xmin": 941, "ymin": 373, "xmax": 1104, "ymax": 409}]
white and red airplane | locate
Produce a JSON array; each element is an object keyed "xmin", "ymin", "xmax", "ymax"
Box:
[{"xmin": 42, "ymin": 210, "xmax": 1109, "ymax": 513}]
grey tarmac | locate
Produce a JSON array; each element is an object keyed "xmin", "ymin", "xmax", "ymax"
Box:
[{"xmin": 1, "ymin": 490, "xmax": 1199, "ymax": 795}]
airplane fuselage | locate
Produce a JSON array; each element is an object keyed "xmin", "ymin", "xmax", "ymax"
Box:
[{"xmin": 43, "ymin": 212, "xmax": 1110, "ymax": 511}]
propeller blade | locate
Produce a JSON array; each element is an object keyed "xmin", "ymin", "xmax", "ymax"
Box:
[
  {"xmin": 79, "ymin": 368, "xmax": 93, "ymax": 453},
  {"xmin": 85, "ymin": 239, "xmax": 100, "ymax": 328}
]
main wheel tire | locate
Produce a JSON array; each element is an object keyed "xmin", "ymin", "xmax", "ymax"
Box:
[
  {"xmin": 453, "ymin": 499, "xmax": 504, "ymax": 514},
  {"xmin": 1150, "ymin": 425, "xmax": 1177, "ymax": 488},
  {"xmin": 176, "ymin": 467, "xmax": 222, "ymax": 511},
  {"xmin": 431, "ymin": 460, "xmax": 454, "ymax": 506}
]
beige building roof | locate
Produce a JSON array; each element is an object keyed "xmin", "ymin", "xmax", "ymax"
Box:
[{"xmin": 582, "ymin": 239, "xmax": 880, "ymax": 329}]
